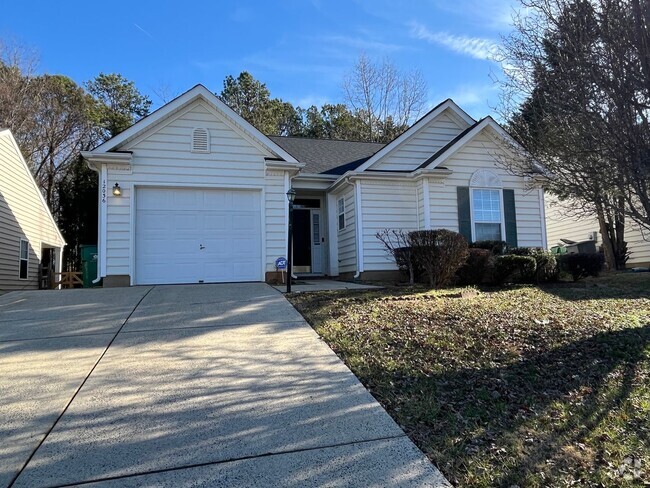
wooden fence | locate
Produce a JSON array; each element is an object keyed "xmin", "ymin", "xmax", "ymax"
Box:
[{"xmin": 50, "ymin": 271, "xmax": 83, "ymax": 289}]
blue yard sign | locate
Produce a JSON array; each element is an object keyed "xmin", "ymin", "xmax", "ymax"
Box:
[{"xmin": 275, "ymin": 257, "xmax": 287, "ymax": 270}]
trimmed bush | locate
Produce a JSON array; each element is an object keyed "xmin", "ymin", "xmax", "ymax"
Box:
[
  {"xmin": 531, "ymin": 250, "xmax": 559, "ymax": 283},
  {"xmin": 409, "ymin": 229, "xmax": 469, "ymax": 287},
  {"xmin": 509, "ymin": 246, "xmax": 536, "ymax": 256},
  {"xmin": 558, "ymin": 253, "xmax": 605, "ymax": 281},
  {"xmin": 457, "ymin": 248, "xmax": 492, "ymax": 285},
  {"xmin": 471, "ymin": 240, "xmax": 510, "ymax": 255},
  {"xmin": 493, "ymin": 255, "xmax": 537, "ymax": 284}
]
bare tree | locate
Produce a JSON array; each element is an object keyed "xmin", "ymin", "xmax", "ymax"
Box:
[
  {"xmin": 0, "ymin": 39, "xmax": 44, "ymax": 162},
  {"xmin": 376, "ymin": 229, "xmax": 416, "ymax": 284},
  {"xmin": 343, "ymin": 53, "xmax": 427, "ymax": 142},
  {"xmin": 496, "ymin": 0, "xmax": 650, "ymax": 269}
]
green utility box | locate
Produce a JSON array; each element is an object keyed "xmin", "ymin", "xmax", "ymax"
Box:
[{"xmin": 80, "ymin": 244, "xmax": 98, "ymax": 288}]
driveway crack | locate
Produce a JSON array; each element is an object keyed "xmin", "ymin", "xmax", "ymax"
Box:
[{"xmin": 7, "ymin": 286, "xmax": 156, "ymax": 487}]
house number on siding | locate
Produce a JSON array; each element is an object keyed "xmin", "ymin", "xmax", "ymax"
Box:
[{"xmin": 101, "ymin": 178, "xmax": 107, "ymax": 204}]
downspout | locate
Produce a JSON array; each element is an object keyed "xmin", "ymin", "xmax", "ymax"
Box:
[
  {"xmin": 86, "ymin": 160, "xmax": 103, "ymax": 284},
  {"xmin": 353, "ymin": 178, "xmax": 364, "ymax": 279}
]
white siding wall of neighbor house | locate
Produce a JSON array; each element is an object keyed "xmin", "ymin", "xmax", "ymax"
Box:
[
  {"xmin": 546, "ymin": 195, "xmax": 650, "ymax": 266},
  {"xmin": 334, "ymin": 185, "xmax": 357, "ymax": 274},
  {"xmin": 429, "ymin": 132, "xmax": 545, "ymax": 247},
  {"xmin": 361, "ymin": 180, "xmax": 419, "ymax": 271},
  {"xmin": 369, "ymin": 111, "xmax": 466, "ymax": 171},
  {"xmin": 0, "ymin": 131, "xmax": 64, "ymax": 290},
  {"xmin": 104, "ymin": 100, "xmax": 286, "ymax": 281}
]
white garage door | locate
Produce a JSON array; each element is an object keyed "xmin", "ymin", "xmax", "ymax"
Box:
[{"xmin": 135, "ymin": 187, "xmax": 262, "ymax": 285}]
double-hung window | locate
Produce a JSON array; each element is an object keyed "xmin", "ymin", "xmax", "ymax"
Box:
[
  {"xmin": 472, "ymin": 189, "xmax": 503, "ymax": 241},
  {"xmin": 337, "ymin": 198, "xmax": 346, "ymax": 231},
  {"xmin": 19, "ymin": 239, "xmax": 28, "ymax": 279}
]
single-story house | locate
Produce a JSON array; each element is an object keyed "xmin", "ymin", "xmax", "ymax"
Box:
[
  {"xmin": 0, "ymin": 129, "xmax": 65, "ymax": 291},
  {"xmin": 545, "ymin": 195, "xmax": 650, "ymax": 267},
  {"xmin": 81, "ymin": 84, "xmax": 547, "ymax": 286}
]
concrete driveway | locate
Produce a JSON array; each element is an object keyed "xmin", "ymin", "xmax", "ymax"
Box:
[{"xmin": 0, "ymin": 284, "xmax": 449, "ymax": 487}]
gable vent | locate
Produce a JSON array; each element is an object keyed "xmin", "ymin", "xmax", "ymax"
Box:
[{"xmin": 191, "ymin": 128, "xmax": 210, "ymax": 153}]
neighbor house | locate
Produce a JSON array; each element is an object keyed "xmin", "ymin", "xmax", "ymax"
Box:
[
  {"xmin": 0, "ymin": 129, "xmax": 65, "ymax": 291},
  {"xmin": 81, "ymin": 84, "xmax": 547, "ymax": 286},
  {"xmin": 545, "ymin": 195, "xmax": 650, "ymax": 268}
]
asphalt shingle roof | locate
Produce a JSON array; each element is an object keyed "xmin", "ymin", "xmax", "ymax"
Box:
[{"xmin": 268, "ymin": 136, "xmax": 385, "ymax": 175}]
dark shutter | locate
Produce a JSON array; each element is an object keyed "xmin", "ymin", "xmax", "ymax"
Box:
[
  {"xmin": 503, "ymin": 189, "xmax": 518, "ymax": 247},
  {"xmin": 457, "ymin": 187, "xmax": 472, "ymax": 242}
]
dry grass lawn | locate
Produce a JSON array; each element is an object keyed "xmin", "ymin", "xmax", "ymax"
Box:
[{"xmin": 288, "ymin": 273, "xmax": 650, "ymax": 487}]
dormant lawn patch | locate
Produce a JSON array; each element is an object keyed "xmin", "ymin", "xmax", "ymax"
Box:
[{"xmin": 289, "ymin": 274, "xmax": 650, "ymax": 487}]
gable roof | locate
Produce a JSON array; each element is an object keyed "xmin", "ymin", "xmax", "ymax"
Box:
[
  {"xmin": 416, "ymin": 119, "xmax": 483, "ymax": 170},
  {"xmin": 89, "ymin": 85, "xmax": 300, "ymax": 165},
  {"xmin": 268, "ymin": 136, "xmax": 385, "ymax": 175},
  {"xmin": 417, "ymin": 116, "xmax": 525, "ymax": 170},
  {"xmin": 0, "ymin": 129, "xmax": 65, "ymax": 245},
  {"xmin": 353, "ymin": 99, "xmax": 476, "ymax": 173}
]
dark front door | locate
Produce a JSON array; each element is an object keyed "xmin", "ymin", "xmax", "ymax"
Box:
[{"xmin": 293, "ymin": 209, "xmax": 311, "ymax": 272}]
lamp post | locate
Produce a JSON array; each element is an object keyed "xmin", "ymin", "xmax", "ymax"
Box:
[{"xmin": 286, "ymin": 188, "xmax": 296, "ymax": 293}]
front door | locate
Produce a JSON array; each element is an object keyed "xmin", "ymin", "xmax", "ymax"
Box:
[
  {"xmin": 311, "ymin": 210, "xmax": 323, "ymax": 273},
  {"xmin": 292, "ymin": 209, "xmax": 311, "ymax": 273}
]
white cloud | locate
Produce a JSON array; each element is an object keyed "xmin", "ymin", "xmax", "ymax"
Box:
[
  {"xmin": 319, "ymin": 35, "xmax": 405, "ymax": 54},
  {"xmin": 444, "ymin": 83, "xmax": 500, "ymax": 117},
  {"xmin": 409, "ymin": 22, "xmax": 498, "ymax": 61},
  {"xmin": 429, "ymin": 0, "xmax": 516, "ymax": 30}
]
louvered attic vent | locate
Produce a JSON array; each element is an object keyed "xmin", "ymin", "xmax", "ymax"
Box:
[{"xmin": 191, "ymin": 127, "xmax": 210, "ymax": 153}]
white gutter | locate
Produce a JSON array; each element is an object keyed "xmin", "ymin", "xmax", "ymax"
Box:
[
  {"xmin": 328, "ymin": 168, "xmax": 452, "ymax": 193},
  {"xmin": 84, "ymin": 159, "xmax": 103, "ymax": 284}
]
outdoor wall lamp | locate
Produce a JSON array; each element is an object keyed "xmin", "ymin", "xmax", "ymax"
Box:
[
  {"xmin": 112, "ymin": 183, "xmax": 122, "ymax": 197},
  {"xmin": 286, "ymin": 188, "xmax": 296, "ymax": 293}
]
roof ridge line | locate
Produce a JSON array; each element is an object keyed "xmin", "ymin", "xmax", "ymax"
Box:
[{"xmin": 267, "ymin": 134, "xmax": 386, "ymax": 145}]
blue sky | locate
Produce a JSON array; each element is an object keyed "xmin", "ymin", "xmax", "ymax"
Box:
[{"xmin": 0, "ymin": 0, "xmax": 518, "ymax": 119}]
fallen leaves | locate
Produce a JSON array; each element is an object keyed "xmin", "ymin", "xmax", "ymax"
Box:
[{"xmin": 289, "ymin": 277, "xmax": 650, "ymax": 487}]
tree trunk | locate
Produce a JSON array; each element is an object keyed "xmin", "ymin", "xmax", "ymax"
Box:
[{"xmin": 595, "ymin": 205, "xmax": 616, "ymax": 271}]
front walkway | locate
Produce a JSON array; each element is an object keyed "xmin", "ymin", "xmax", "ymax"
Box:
[
  {"xmin": 0, "ymin": 284, "xmax": 448, "ymax": 487},
  {"xmin": 273, "ymin": 279, "xmax": 382, "ymax": 293}
]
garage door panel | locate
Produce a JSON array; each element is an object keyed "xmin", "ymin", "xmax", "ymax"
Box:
[
  {"xmin": 203, "ymin": 191, "xmax": 231, "ymax": 209},
  {"xmin": 233, "ymin": 261, "xmax": 261, "ymax": 281},
  {"xmin": 232, "ymin": 213, "xmax": 257, "ymax": 231},
  {"xmin": 136, "ymin": 188, "xmax": 262, "ymax": 285},
  {"xmin": 203, "ymin": 214, "xmax": 228, "ymax": 230}
]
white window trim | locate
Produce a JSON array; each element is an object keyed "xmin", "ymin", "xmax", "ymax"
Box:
[
  {"xmin": 19, "ymin": 238, "xmax": 29, "ymax": 280},
  {"xmin": 469, "ymin": 187, "xmax": 506, "ymax": 242},
  {"xmin": 337, "ymin": 197, "xmax": 346, "ymax": 231},
  {"xmin": 190, "ymin": 127, "xmax": 210, "ymax": 153}
]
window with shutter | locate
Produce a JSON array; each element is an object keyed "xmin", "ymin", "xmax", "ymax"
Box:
[
  {"xmin": 191, "ymin": 128, "xmax": 210, "ymax": 153},
  {"xmin": 458, "ymin": 170, "xmax": 517, "ymax": 245}
]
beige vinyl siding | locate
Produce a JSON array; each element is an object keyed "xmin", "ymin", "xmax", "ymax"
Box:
[
  {"xmin": 369, "ymin": 111, "xmax": 466, "ymax": 171},
  {"xmin": 335, "ymin": 185, "xmax": 357, "ymax": 273},
  {"xmin": 105, "ymin": 100, "xmax": 285, "ymax": 278},
  {"xmin": 546, "ymin": 195, "xmax": 650, "ymax": 266},
  {"xmin": 0, "ymin": 131, "xmax": 64, "ymax": 290},
  {"xmin": 429, "ymin": 132, "xmax": 544, "ymax": 247},
  {"xmin": 361, "ymin": 180, "xmax": 419, "ymax": 271}
]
